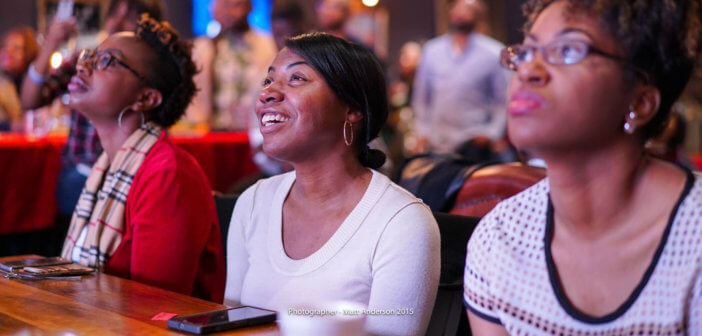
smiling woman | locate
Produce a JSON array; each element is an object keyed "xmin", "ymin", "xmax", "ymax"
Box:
[
  {"xmin": 224, "ymin": 33, "xmax": 440, "ymax": 336},
  {"xmin": 60, "ymin": 14, "xmax": 226, "ymax": 303},
  {"xmin": 464, "ymin": 0, "xmax": 702, "ymax": 334}
]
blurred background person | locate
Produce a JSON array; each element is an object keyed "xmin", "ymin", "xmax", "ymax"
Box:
[
  {"xmin": 314, "ymin": 0, "xmax": 350, "ymax": 40},
  {"xmin": 270, "ymin": 0, "xmax": 308, "ymax": 51},
  {"xmin": 20, "ymin": 0, "xmax": 166, "ymax": 255},
  {"xmin": 0, "ymin": 27, "xmax": 38, "ymax": 131},
  {"xmin": 412, "ymin": 0, "xmax": 510, "ymax": 158},
  {"xmin": 187, "ymin": 0, "xmax": 276, "ymax": 131},
  {"xmin": 387, "ymin": 40, "xmax": 421, "ymax": 164}
]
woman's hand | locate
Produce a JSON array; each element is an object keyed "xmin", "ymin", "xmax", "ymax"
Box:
[{"xmin": 43, "ymin": 18, "xmax": 78, "ymax": 52}]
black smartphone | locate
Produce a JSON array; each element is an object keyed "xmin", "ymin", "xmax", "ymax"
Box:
[{"xmin": 167, "ymin": 306, "xmax": 277, "ymax": 334}]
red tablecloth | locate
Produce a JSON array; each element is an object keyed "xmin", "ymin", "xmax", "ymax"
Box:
[
  {"xmin": 0, "ymin": 135, "xmax": 64, "ymax": 235},
  {"xmin": 0, "ymin": 132, "xmax": 259, "ymax": 234},
  {"xmin": 173, "ymin": 132, "xmax": 259, "ymax": 194}
]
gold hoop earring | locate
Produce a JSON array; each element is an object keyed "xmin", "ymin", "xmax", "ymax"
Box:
[
  {"xmin": 623, "ymin": 105, "xmax": 637, "ymax": 135},
  {"xmin": 343, "ymin": 120, "xmax": 354, "ymax": 146}
]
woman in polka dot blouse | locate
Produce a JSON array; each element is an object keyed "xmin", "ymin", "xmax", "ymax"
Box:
[{"xmin": 464, "ymin": 0, "xmax": 702, "ymax": 334}]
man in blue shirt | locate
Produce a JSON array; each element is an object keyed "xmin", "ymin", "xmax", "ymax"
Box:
[{"xmin": 412, "ymin": 0, "xmax": 510, "ymax": 154}]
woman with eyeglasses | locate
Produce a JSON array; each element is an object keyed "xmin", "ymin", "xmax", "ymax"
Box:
[
  {"xmin": 464, "ymin": 0, "xmax": 702, "ymax": 334},
  {"xmin": 60, "ymin": 15, "xmax": 225, "ymax": 303}
]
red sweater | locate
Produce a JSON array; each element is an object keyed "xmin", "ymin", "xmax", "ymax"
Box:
[{"xmin": 105, "ymin": 132, "xmax": 225, "ymax": 303}]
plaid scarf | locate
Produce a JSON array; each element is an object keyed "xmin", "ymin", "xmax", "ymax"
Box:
[{"xmin": 61, "ymin": 122, "xmax": 162, "ymax": 270}]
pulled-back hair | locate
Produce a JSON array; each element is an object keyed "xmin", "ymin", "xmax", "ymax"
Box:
[
  {"xmin": 135, "ymin": 14, "xmax": 197, "ymax": 127},
  {"xmin": 523, "ymin": 0, "xmax": 702, "ymax": 139},
  {"xmin": 285, "ymin": 32, "xmax": 388, "ymax": 169}
]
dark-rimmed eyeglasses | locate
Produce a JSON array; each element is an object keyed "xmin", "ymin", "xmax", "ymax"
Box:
[
  {"xmin": 78, "ymin": 48, "xmax": 146, "ymax": 82},
  {"xmin": 500, "ymin": 39, "xmax": 650, "ymax": 82}
]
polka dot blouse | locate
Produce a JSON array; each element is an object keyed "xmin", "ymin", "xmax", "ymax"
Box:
[{"xmin": 464, "ymin": 169, "xmax": 702, "ymax": 335}]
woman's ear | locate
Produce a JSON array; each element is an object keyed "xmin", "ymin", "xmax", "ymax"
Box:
[
  {"xmin": 133, "ymin": 88, "xmax": 163, "ymax": 112},
  {"xmin": 629, "ymin": 84, "xmax": 661, "ymax": 128},
  {"xmin": 346, "ymin": 108, "xmax": 363, "ymax": 124}
]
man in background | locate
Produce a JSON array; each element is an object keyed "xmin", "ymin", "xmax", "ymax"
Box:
[
  {"xmin": 271, "ymin": 0, "xmax": 307, "ymax": 50},
  {"xmin": 187, "ymin": 0, "xmax": 276, "ymax": 131},
  {"xmin": 315, "ymin": 0, "xmax": 350, "ymax": 39},
  {"xmin": 412, "ymin": 0, "xmax": 509, "ymax": 155}
]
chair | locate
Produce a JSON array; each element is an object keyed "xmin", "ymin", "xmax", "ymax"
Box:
[
  {"xmin": 395, "ymin": 153, "xmax": 495, "ymax": 212},
  {"xmin": 450, "ymin": 162, "xmax": 546, "ymax": 217},
  {"xmin": 425, "ymin": 212, "xmax": 481, "ymax": 336},
  {"xmin": 212, "ymin": 192, "xmax": 239, "ymax": 256}
]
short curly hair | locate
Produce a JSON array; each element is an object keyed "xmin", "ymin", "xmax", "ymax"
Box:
[
  {"xmin": 134, "ymin": 14, "xmax": 197, "ymax": 127},
  {"xmin": 523, "ymin": 0, "xmax": 702, "ymax": 139}
]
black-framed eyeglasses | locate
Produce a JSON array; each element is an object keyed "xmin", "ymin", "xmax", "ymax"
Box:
[
  {"xmin": 500, "ymin": 39, "xmax": 650, "ymax": 82},
  {"xmin": 78, "ymin": 48, "xmax": 146, "ymax": 82}
]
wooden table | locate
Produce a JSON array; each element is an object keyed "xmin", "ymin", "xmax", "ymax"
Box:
[{"xmin": 0, "ymin": 256, "xmax": 279, "ymax": 335}]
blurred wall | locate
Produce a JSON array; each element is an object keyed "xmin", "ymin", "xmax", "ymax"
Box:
[{"xmin": 0, "ymin": 1, "xmax": 37, "ymax": 38}]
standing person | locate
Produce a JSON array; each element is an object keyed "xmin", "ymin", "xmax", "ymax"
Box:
[
  {"xmin": 464, "ymin": 0, "xmax": 702, "ymax": 334},
  {"xmin": 61, "ymin": 15, "xmax": 225, "ymax": 302},
  {"xmin": 412, "ymin": 0, "xmax": 509, "ymax": 154},
  {"xmin": 314, "ymin": 0, "xmax": 350, "ymax": 39},
  {"xmin": 0, "ymin": 27, "xmax": 38, "ymax": 130},
  {"xmin": 225, "ymin": 33, "xmax": 440, "ymax": 335},
  {"xmin": 187, "ymin": 0, "xmax": 276, "ymax": 130},
  {"xmin": 271, "ymin": 0, "xmax": 308, "ymax": 51},
  {"xmin": 20, "ymin": 0, "xmax": 166, "ymax": 253}
]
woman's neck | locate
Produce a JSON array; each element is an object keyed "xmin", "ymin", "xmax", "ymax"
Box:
[
  {"xmin": 543, "ymin": 142, "xmax": 649, "ymax": 234},
  {"xmin": 290, "ymin": 151, "xmax": 372, "ymax": 206},
  {"xmin": 91, "ymin": 114, "xmax": 142, "ymax": 163}
]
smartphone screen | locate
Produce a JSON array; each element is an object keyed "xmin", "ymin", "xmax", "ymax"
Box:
[{"xmin": 181, "ymin": 307, "xmax": 275, "ymax": 326}]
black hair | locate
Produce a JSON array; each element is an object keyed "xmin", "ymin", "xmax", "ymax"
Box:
[
  {"xmin": 107, "ymin": 0, "xmax": 165, "ymax": 22},
  {"xmin": 134, "ymin": 14, "xmax": 197, "ymax": 128},
  {"xmin": 523, "ymin": 0, "xmax": 702, "ymax": 139},
  {"xmin": 285, "ymin": 32, "xmax": 388, "ymax": 169}
]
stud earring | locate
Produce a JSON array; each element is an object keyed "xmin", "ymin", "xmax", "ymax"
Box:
[{"xmin": 624, "ymin": 105, "xmax": 637, "ymax": 135}]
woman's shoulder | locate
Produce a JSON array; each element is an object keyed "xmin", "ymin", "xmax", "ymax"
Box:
[{"xmin": 139, "ymin": 135, "xmax": 206, "ymax": 177}]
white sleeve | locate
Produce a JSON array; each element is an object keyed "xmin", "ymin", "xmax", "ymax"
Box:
[
  {"xmin": 223, "ymin": 184, "xmax": 257, "ymax": 307},
  {"xmin": 365, "ymin": 203, "xmax": 441, "ymax": 336}
]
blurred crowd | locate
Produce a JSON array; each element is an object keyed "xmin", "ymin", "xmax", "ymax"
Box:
[{"xmin": 0, "ymin": 0, "xmax": 699, "ymax": 179}]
